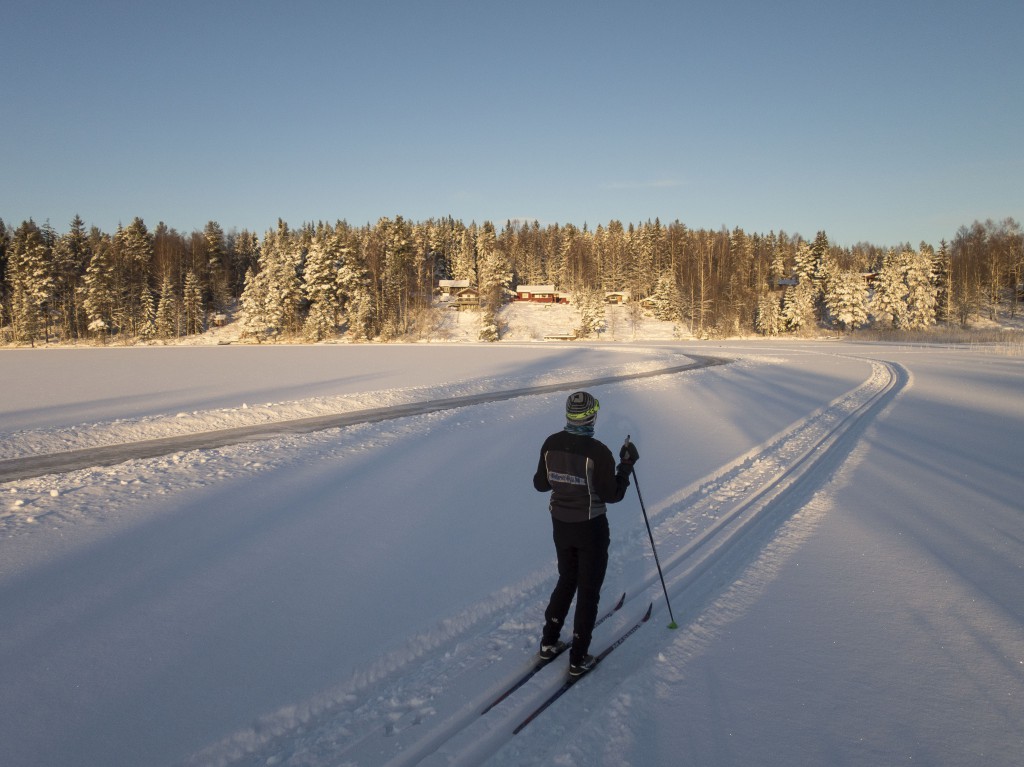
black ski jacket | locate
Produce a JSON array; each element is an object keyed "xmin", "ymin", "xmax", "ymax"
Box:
[{"xmin": 533, "ymin": 430, "xmax": 631, "ymax": 523}]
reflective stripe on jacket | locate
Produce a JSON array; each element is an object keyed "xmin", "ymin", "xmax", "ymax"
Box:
[{"xmin": 533, "ymin": 430, "xmax": 630, "ymax": 523}]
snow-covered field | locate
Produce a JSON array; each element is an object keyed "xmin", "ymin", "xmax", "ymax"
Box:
[{"xmin": 1, "ymin": 338, "xmax": 1022, "ymax": 767}]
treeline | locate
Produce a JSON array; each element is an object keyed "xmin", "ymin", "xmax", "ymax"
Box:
[{"xmin": 1, "ymin": 214, "xmax": 1021, "ymax": 345}]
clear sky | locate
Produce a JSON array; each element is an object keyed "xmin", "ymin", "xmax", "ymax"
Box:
[{"xmin": 3, "ymin": 0, "xmax": 1021, "ymax": 247}]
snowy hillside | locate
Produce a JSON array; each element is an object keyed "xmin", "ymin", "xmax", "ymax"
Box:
[
  {"xmin": 1, "ymin": 341, "xmax": 1022, "ymax": 767},
  {"xmin": 160, "ymin": 300, "xmax": 687, "ymax": 347}
]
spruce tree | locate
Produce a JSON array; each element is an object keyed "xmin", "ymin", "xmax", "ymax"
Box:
[
  {"xmin": 649, "ymin": 271, "xmax": 684, "ymax": 322},
  {"xmin": 302, "ymin": 231, "xmax": 343, "ymax": 341},
  {"xmin": 824, "ymin": 270, "xmax": 868, "ymax": 332},
  {"xmin": 903, "ymin": 249, "xmax": 938, "ymax": 329},
  {"xmin": 793, "ymin": 242, "xmax": 816, "ymax": 283},
  {"xmin": 933, "ymin": 241, "xmax": 952, "ymax": 323},
  {"xmin": 782, "ymin": 281, "xmax": 816, "ymax": 332},
  {"xmin": 756, "ymin": 292, "xmax": 783, "ymax": 336},
  {"xmin": 0, "ymin": 219, "xmax": 9, "ymax": 312},
  {"xmin": 453, "ymin": 224, "xmax": 478, "ymax": 285},
  {"xmin": 117, "ymin": 217, "xmax": 154, "ymax": 336},
  {"xmin": 252, "ymin": 223, "xmax": 302, "ymax": 338},
  {"xmin": 871, "ymin": 249, "xmax": 908, "ymax": 328},
  {"xmin": 340, "ymin": 257, "xmax": 376, "ymax": 341},
  {"xmin": 155, "ymin": 273, "xmax": 178, "ymax": 338},
  {"xmin": 475, "ymin": 222, "xmax": 510, "ymax": 341},
  {"xmin": 83, "ymin": 237, "xmax": 117, "ymax": 339},
  {"xmin": 573, "ymin": 285, "xmax": 605, "ymax": 338},
  {"xmin": 6, "ymin": 220, "xmax": 54, "ymax": 344},
  {"xmin": 203, "ymin": 221, "xmax": 230, "ymax": 311},
  {"xmin": 183, "ymin": 269, "xmax": 204, "ymax": 335},
  {"xmin": 51, "ymin": 215, "xmax": 91, "ymax": 339},
  {"xmin": 232, "ymin": 230, "xmax": 261, "ymax": 297},
  {"xmin": 138, "ymin": 283, "xmax": 157, "ymax": 338},
  {"xmin": 377, "ymin": 217, "xmax": 414, "ymax": 339}
]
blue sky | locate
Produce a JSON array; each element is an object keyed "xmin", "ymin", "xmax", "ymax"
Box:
[{"xmin": 3, "ymin": 0, "xmax": 1021, "ymax": 247}]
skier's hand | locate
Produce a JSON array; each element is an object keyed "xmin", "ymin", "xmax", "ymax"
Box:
[{"xmin": 619, "ymin": 439, "xmax": 639, "ymax": 468}]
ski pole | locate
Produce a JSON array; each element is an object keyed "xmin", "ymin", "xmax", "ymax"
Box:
[{"xmin": 625, "ymin": 436, "xmax": 678, "ymax": 630}]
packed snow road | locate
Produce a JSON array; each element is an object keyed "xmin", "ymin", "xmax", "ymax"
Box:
[
  {"xmin": 1, "ymin": 342, "xmax": 1022, "ymax": 767},
  {"xmin": 0, "ymin": 353, "xmax": 726, "ymax": 482}
]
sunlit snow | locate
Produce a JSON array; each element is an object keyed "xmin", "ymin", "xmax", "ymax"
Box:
[{"xmin": 1, "ymin": 327, "xmax": 1022, "ymax": 766}]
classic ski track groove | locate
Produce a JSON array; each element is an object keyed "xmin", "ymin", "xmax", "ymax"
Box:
[
  {"xmin": 510, "ymin": 601, "xmax": 655, "ymax": 735},
  {"xmin": 479, "ymin": 592, "xmax": 625, "ymax": 716},
  {"xmin": 211, "ymin": 355, "xmax": 905, "ymax": 767},
  {"xmin": 0, "ymin": 355, "xmax": 728, "ymax": 483}
]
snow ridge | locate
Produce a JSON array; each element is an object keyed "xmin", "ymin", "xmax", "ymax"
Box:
[{"xmin": 0, "ymin": 348, "xmax": 684, "ymax": 463}]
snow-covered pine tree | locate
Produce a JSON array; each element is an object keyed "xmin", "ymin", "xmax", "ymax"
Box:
[
  {"xmin": 338, "ymin": 245, "xmax": 376, "ymax": 341},
  {"xmin": 117, "ymin": 217, "xmax": 153, "ymax": 336},
  {"xmin": 83, "ymin": 236, "xmax": 117, "ymax": 340},
  {"xmin": 183, "ymin": 269, "xmax": 204, "ymax": 335},
  {"xmin": 755, "ymin": 292, "xmax": 783, "ymax": 336},
  {"xmin": 573, "ymin": 285, "xmax": 605, "ymax": 338},
  {"xmin": 903, "ymin": 248, "xmax": 938, "ymax": 329},
  {"xmin": 793, "ymin": 242, "xmax": 816, "ymax": 283},
  {"xmin": 782, "ymin": 280, "xmax": 816, "ymax": 332},
  {"xmin": 376, "ymin": 217, "xmax": 414, "ymax": 340},
  {"xmin": 522, "ymin": 221, "xmax": 548, "ymax": 286},
  {"xmin": 648, "ymin": 271, "xmax": 684, "ymax": 322},
  {"xmin": 5, "ymin": 220, "xmax": 55, "ymax": 345},
  {"xmin": 767, "ymin": 231, "xmax": 785, "ymax": 283},
  {"xmin": 239, "ymin": 267, "xmax": 271, "ymax": 341},
  {"xmin": 476, "ymin": 222, "xmax": 510, "ymax": 341},
  {"xmin": 824, "ymin": 270, "xmax": 868, "ymax": 332},
  {"xmin": 452, "ymin": 224, "xmax": 478, "ymax": 286},
  {"xmin": 251, "ymin": 222, "xmax": 302, "ymax": 338},
  {"xmin": 870, "ymin": 249, "xmax": 908, "ymax": 328},
  {"xmin": 52, "ymin": 215, "xmax": 91, "ymax": 340},
  {"xmin": 203, "ymin": 221, "xmax": 231, "ymax": 312},
  {"xmin": 302, "ymin": 230, "xmax": 344, "ymax": 341},
  {"xmin": 0, "ymin": 218, "xmax": 9, "ymax": 310},
  {"xmin": 155, "ymin": 273, "xmax": 178, "ymax": 339},
  {"xmin": 411, "ymin": 221, "xmax": 435, "ymax": 307},
  {"xmin": 232, "ymin": 230, "xmax": 261, "ymax": 296},
  {"xmin": 933, "ymin": 241, "xmax": 952, "ymax": 323},
  {"xmin": 138, "ymin": 283, "xmax": 157, "ymax": 338},
  {"xmin": 630, "ymin": 223, "xmax": 657, "ymax": 302},
  {"xmin": 810, "ymin": 231, "xmax": 830, "ymax": 277}
]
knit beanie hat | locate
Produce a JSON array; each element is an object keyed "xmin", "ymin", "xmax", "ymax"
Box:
[{"xmin": 565, "ymin": 391, "xmax": 600, "ymax": 426}]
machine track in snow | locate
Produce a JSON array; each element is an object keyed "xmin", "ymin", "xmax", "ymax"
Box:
[{"xmin": 192, "ymin": 357, "xmax": 906, "ymax": 767}]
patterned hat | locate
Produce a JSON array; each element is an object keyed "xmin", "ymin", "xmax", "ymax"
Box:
[{"xmin": 566, "ymin": 391, "xmax": 600, "ymax": 425}]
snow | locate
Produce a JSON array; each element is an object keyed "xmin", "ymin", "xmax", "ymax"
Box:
[{"xmin": 1, "ymin": 333, "xmax": 1022, "ymax": 767}]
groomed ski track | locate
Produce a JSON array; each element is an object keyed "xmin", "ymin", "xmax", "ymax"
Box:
[
  {"xmin": 0, "ymin": 356, "xmax": 727, "ymax": 483},
  {"xmin": 191, "ymin": 355, "xmax": 906, "ymax": 767}
]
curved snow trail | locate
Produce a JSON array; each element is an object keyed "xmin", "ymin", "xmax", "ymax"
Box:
[
  {"xmin": 0, "ymin": 355, "xmax": 728, "ymax": 483},
  {"xmin": 193, "ymin": 356, "xmax": 905, "ymax": 767}
]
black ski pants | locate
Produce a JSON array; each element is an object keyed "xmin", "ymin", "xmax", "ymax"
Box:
[{"xmin": 543, "ymin": 514, "xmax": 610, "ymax": 663}]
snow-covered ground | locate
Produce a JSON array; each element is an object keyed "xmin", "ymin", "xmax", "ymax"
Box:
[{"xmin": 1, "ymin": 338, "xmax": 1022, "ymax": 767}]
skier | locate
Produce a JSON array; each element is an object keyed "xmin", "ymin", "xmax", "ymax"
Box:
[{"xmin": 533, "ymin": 391, "xmax": 639, "ymax": 676}]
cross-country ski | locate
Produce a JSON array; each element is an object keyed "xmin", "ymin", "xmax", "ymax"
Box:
[
  {"xmin": 480, "ymin": 592, "xmax": 625, "ymax": 716},
  {"xmin": 512, "ymin": 602, "xmax": 654, "ymax": 735}
]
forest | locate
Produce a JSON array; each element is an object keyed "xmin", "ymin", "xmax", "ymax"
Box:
[{"xmin": 1, "ymin": 213, "xmax": 1021, "ymax": 345}]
